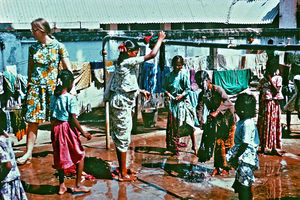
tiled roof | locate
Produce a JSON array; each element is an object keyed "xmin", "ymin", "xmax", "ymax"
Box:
[{"xmin": 0, "ymin": 0, "xmax": 280, "ymax": 29}]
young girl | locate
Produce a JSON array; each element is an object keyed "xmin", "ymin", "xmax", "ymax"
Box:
[
  {"xmin": 109, "ymin": 31, "xmax": 165, "ymax": 182},
  {"xmin": 226, "ymin": 93, "xmax": 260, "ymax": 200},
  {"xmin": 0, "ymin": 110, "xmax": 28, "ymax": 199},
  {"xmin": 50, "ymin": 69, "xmax": 92, "ymax": 194},
  {"xmin": 163, "ymin": 55, "xmax": 197, "ymax": 156}
]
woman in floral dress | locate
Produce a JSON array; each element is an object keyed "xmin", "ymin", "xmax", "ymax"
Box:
[{"xmin": 17, "ymin": 18, "xmax": 72, "ymax": 165}]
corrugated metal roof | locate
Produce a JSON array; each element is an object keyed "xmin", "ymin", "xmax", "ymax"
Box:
[
  {"xmin": 0, "ymin": 0, "xmax": 280, "ymax": 29},
  {"xmin": 228, "ymin": 0, "xmax": 280, "ymax": 24}
]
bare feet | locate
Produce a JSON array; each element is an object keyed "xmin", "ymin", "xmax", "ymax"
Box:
[
  {"xmin": 118, "ymin": 174, "xmax": 137, "ymax": 182},
  {"xmin": 220, "ymin": 169, "xmax": 229, "ymax": 176},
  {"xmin": 210, "ymin": 169, "xmax": 219, "ymax": 177},
  {"xmin": 16, "ymin": 155, "xmax": 32, "ymax": 165},
  {"xmin": 58, "ymin": 184, "xmax": 67, "ymax": 195},
  {"xmin": 71, "ymin": 185, "xmax": 91, "ymax": 193}
]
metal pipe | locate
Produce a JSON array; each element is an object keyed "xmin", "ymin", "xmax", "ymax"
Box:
[{"xmin": 102, "ymin": 35, "xmax": 111, "ymax": 149}]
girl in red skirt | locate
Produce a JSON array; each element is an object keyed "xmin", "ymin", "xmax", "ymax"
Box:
[{"xmin": 50, "ymin": 69, "xmax": 92, "ymax": 195}]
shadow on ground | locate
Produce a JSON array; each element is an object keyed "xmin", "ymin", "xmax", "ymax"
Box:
[{"xmin": 22, "ymin": 181, "xmax": 59, "ymax": 195}]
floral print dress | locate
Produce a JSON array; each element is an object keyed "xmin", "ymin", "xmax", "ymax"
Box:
[
  {"xmin": 0, "ymin": 135, "xmax": 28, "ymax": 200},
  {"xmin": 226, "ymin": 118, "xmax": 260, "ymax": 189},
  {"xmin": 24, "ymin": 39, "xmax": 69, "ymax": 123}
]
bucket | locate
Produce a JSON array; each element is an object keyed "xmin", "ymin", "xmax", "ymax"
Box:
[{"xmin": 141, "ymin": 108, "xmax": 158, "ymax": 128}]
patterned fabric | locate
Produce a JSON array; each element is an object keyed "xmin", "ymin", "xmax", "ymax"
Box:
[
  {"xmin": 0, "ymin": 135, "xmax": 28, "ymax": 200},
  {"xmin": 110, "ymin": 91, "xmax": 136, "ymax": 152},
  {"xmin": 258, "ymin": 77, "xmax": 282, "ymax": 152},
  {"xmin": 0, "ymin": 136, "xmax": 20, "ymax": 182},
  {"xmin": 51, "ymin": 120, "xmax": 85, "ymax": 169},
  {"xmin": 0, "ymin": 178, "xmax": 28, "ymax": 200},
  {"xmin": 163, "ymin": 69, "xmax": 196, "ymax": 152},
  {"xmin": 165, "ymin": 110, "xmax": 180, "ymax": 152},
  {"xmin": 235, "ymin": 163, "xmax": 257, "ymax": 187},
  {"xmin": 257, "ymin": 99, "xmax": 282, "ymax": 152},
  {"xmin": 229, "ymin": 118, "xmax": 259, "ymax": 168},
  {"xmin": 110, "ymin": 56, "xmax": 144, "ymax": 93},
  {"xmin": 259, "ymin": 76, "xmax": 284, "ymax": 100},
  {"xmin": 69, "ymin": 62, "xmax": 91, "ymax": 91},
  {"xmin": 109, "ymin": 56, "xmax": 144, "ymax": 152},
  {"xmin": 230, "ymin": 118, "xmax": 260, "ymax": 189},
  {"xmin": 50, "ymin": 93, "xmax": 79, "ymax": 122},
  {"xmin": 24, "ymin": 39, "xmax": 69, "ymax": 123}
]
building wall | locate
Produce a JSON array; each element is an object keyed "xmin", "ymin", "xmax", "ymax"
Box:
[
  {"xmin": 279, "ymin": 0, "xmax": 297, "ymax": 28},
  {"xmin": 0, "ymin": 30, "xmax": 299, "ymax": 108}
]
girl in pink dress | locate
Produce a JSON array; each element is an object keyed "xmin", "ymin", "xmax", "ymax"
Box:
[{"xmin": 50, "ymin": 69, "xmax": 92, "ymax": 194}]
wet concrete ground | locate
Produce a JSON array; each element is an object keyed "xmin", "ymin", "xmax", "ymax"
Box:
[{"xmin": 12, "ymin": 108, "xmax": 300, "ymax": 200}]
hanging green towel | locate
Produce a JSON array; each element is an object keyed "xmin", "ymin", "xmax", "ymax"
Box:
[{"xmin": 213, "ymin": 69, "xmax": 251, "ymax": 95}]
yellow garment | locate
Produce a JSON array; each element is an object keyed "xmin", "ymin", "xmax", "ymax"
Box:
[{"xmin": 61, "ymin": 62, "xmax": 92, "ymax": 91}]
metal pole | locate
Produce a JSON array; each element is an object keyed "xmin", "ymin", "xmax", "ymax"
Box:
[{"xmin": 102, "ymin": 36, "xmax": 111, "ymax": 149}]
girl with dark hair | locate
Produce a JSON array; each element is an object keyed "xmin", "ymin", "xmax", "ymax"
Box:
[
  {"xmin": 195, "ymin": 70, "xmax": 235, "ymax": 176},
  {"xmin": 109, "ymin": 31, "xmax": 165, "ymax": 182},
  {"xmin": 50, "ymin": 69, "xmax": 92, "ymax": 194},
  {"xmin": 163, "ymin": 55, "xmax": 197, "ymax": 156},
  {"xmin": 17, "ymin": 18, "xmax": 73, "ymax": 165},
  {"xmin": 226, "ymin": 93, "xmax": 260, "ymax": 200}
]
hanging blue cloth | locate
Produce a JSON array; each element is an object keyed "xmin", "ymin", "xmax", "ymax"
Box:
[{"xmin": 140, "ymin": 62, "xmax": 170, "ymax": 93}]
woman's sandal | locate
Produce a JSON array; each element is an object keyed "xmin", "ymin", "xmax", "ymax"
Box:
[
  {"xmin": 118, "ymin": 174, "xmax": 137, "ymax": 182},
  {"xmin": 71, "ymin": 186, "xmax": 91, "ymax": 193}
]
